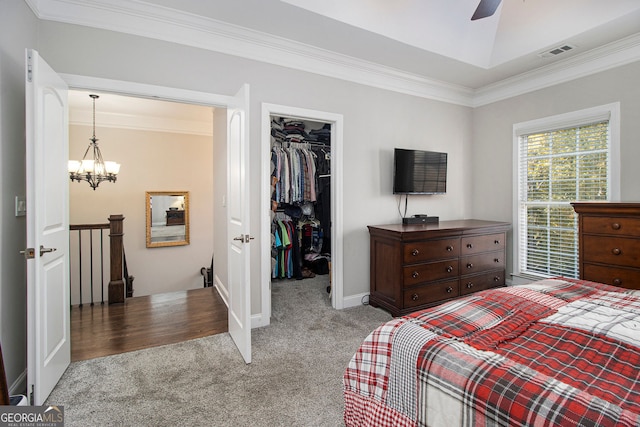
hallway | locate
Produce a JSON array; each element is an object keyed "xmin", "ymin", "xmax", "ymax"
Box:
[{"xmin": 71, "ymin": 287, "xmax": 228, "ymax": 361}]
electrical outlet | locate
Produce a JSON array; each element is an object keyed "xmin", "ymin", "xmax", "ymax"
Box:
[{"xmin": 15, "ymin": 196, "xmax": 26, "ymax": 217}]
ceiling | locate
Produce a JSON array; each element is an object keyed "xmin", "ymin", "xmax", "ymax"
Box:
[
  {"xmin": 48, "ymin": 0, "xmax": 640, "ymax": 115},
  {"xmin": 68, "ymin": 90, "xmax": 214, "ymax": 136},
  {"xmin": 141, "ymin": 0, "xmax": 640, "ymax": 89}
]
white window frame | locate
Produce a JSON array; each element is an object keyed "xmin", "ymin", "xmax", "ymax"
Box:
[{"xmin": 512, "ymin": 103, "xmax": 620, "ymax": 282}]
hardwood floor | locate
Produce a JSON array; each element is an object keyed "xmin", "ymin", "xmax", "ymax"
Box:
[{"xmin": 71, "ymin": 287, "xmax": 228, "ymax": 362}]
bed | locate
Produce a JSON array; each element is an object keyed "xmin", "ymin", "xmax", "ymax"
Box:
[{"xmin": 343, "ymin": 277, "xmax": 640, "ymax": 426}]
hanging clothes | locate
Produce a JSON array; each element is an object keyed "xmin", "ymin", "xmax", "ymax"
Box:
[
  {"xmin": 272, "ymin": 217, "xmax": 304, "ymax": 280},
  {"xmin": 271, "ymin": 143, "xmax": 319, "ymax": 205},
  {"xmin": 270, "ymin": 116, "xmax": 332, "ymax": 281}
]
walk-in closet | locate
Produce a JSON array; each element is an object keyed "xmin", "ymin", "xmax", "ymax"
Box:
[{"xmin": 269, "ymin": 115, "xmax": 332, "ymax": 295}]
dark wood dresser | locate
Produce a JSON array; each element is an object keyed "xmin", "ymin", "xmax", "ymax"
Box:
[
  {"xmin": 166, "ymin": 209, "xmax": 185, "ymax": 226},
  {"xmin": 368, "ymin": 220, "xmax": 510, "ymax": 316},
  {"xmin": 572, "ymin": 202, "xmax": 640, "ymax": 290}
]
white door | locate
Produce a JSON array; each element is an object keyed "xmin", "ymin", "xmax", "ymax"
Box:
[
  {"xmin": 227, "ymin": 84, "xmax": 252, "ymax": 364},
  {"xmin": 25, "ymin": 49, "xmax": 70, "ymax": 405}
]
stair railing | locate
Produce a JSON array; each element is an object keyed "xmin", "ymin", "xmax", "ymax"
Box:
[{"xmin": 69, "ymin": 214, "xmax": 134, "ymax": 306}]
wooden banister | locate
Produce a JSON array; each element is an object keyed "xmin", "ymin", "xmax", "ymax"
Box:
[
  {"xmin": 70, "ymin": 223, "xmax": 110, "ymax": 231},
  {"xmin": 108, "ymin": 214, "xmax": 126, "ymax": 304},
  {"xmin": 70, "ymin": 215, "xmax": 133, "ymax": 305}
]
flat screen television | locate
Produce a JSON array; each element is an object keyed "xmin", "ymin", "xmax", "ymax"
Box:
[{"xmin": 393, "ymin": 148, "xmax": 447, "ymax": 194}]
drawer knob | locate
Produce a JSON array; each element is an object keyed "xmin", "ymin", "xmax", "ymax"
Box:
[
  {"xmin": 446, "ymin": 245, "xmax": 454, "ymax": 252},
  {"xmin": 494, "ymin": 258, "xmax": 500, "ymax": 263},
  {"xmin": 613, "ymin": 278, "xmax": 622, "ymax": 286},
  {"xmin": 446, "ymin": 265, "xmax": 453, "ymax": 273},
  {"xmin": 466, "ymin": 282, "xmax": 474, "ymax": 289},
  {"xmin": 412, "ymin": 271, "xmax": 419, "ymax": 279},
  {"xmin": 412, "ymin": 293, "xmax": 419, "ymax": 301},
  {"xmin": 612, "ymin": 248, "xmax": 621, "ymax": 255},
  {"xmin": 467, "ymin": 243, "xmax": 473, "ymax": 249},
  {"xmin": 612, "ymin": 223, "xmax": 621, "ymax": 230},
  {"xmin": 494, "ymin": 240, "xmax": 500, "ymax": 245},
  {"xmin": 446, "ymin": 287, "xmax": 453, "ymax": 293},
  {"xmin": 467, "ymin": 263, "xmax": 474, "ymax": 269},
  {"xmin": 411, "ymin": 249, "xmax": 419, "ymax": 256},
  {"xmin": 494, "ymin": 276, "xmax": 501, "ymax": 282}
]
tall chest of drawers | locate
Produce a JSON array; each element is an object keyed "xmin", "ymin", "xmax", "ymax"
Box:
[
  {"xmin": 368, "ymin": 220, "xmax": 510, "ymax": 317},
  {"xmin": 572, "ymin": 202, "xmax": 640, "ymax": 290}
]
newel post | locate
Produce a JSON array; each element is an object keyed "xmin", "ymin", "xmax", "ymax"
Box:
[{"xmin": 108, "ymin": 214, "xmax": 125, "ymax": 304}]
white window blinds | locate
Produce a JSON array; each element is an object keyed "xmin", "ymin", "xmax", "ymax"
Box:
[{"xmin": 517, "ymin": 120, "xmax": 609, "ymax": 278}]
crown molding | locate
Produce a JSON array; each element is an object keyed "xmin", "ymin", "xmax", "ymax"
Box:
[
  {"xmin": 27, "ymin": 0, "xmax": 640, "ymax": 107},
  {"xmin": 69, "ymin": 109, "xmax": 213, "ymax": 136},
  {"xmin": 27, "ymin": 0, "xmax": 475, "ymax": 106},
  {"xmin": 473, "ymin": 33, "xmax": 640, "ymax": 107}
]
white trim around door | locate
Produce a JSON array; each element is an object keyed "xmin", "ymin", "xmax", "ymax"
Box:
[
  {"xmin": 260, "ymin": 103, "xmax": 344, "ymax": 327},
  {"xmin": 59, "ymin": 74, "xmax": 255, "ymax": 359}
]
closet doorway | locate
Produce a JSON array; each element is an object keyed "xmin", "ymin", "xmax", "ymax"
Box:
[{"xmin": 260, "ymin": 104, "xmax": 344, "ymax": 326}]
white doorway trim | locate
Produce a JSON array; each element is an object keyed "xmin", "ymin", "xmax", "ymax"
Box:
[
  {"xmin": 59, "ymin": 74, "xmax": 255, "ymax": 355},
  {"xmin": 260, "ymin": 103, "xmax": 344, "ymax": 326},
  {"xmin": 60, "ymin": 74, "xmax": 232, "ymax": 107}
]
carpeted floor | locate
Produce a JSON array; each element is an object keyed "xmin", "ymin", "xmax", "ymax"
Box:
[{"xmin": 46, "ymin": 276, "xmax": 391, "ymax": 426}]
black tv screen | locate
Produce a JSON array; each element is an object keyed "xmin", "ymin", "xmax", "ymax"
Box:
[{"xmin": 393, "ymin": 148, "xmax": 447, "ymax": 194}]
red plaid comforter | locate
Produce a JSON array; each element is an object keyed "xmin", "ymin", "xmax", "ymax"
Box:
[{"xmin": 344, "ymin": 278, "xmax": 640, "ymax": 426}]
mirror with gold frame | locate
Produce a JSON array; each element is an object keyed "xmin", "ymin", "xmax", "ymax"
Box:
[{"xmin": 146, "ymin": 191, "xmax": 190, "ymax": 248}]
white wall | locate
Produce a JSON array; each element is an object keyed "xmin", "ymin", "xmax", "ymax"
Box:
[
  {"xmin": 471, "ymin": 61, "xmax": 640, "ymax": 278},
  {"xmin": 212, "ymin": 108, "xmax": 228, "ymax": 300},
  {"xmin": 0, "ymin": 0, "xmax": 37, "ymax": 394},
  {"xmin": 38, "ymin": 21, "xmax": 473, "ymax": 315},
  {"xmin": 69, "ymin": 124, "xmax": 214, "ymax": 299}
]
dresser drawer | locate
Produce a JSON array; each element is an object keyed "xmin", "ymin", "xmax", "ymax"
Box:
[
  {"xmin": 583, "ymin": 264, "xmax": 640, "ymax": 290},
  {"xmin": 369, "ymin": 220, "xmax": 511, "ymax": 316},
  {"xmin": 403, "ymin": 280, "xmax": 459, "ymax": 309},
  {"xmin": 403, "ymin": 238, "xmax": 459, "ymax": 264},
  {"xmin": 582, "ymin": 235, "xmax": 640, "ymax": 267},
  {"xmin": 460, "ymin": 270, "xmax": 505, "ymax": 295},
  {"xmin": 461, "ymin": 233, "xmax": 505, "ymax": 255},
  {"xmin": 582, "ymin": 216, "xmax": 640, "ymax": 236},
  {"xmin": 403, "ymin": 260, "xmax": 458, "ymax": 286},
  {"xmin": 460, "ymin": 251, "xmax": 505, "ymax": 275}
]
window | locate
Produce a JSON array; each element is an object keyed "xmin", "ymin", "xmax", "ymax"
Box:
[{"xmin": 513, "ymin": 104, "xmax": 620, "ymax": 279}]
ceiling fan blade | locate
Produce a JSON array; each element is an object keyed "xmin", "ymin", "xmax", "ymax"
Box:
[{"xmin": 471, "ymin": 0, "xmax": 502, "ymax": 20}]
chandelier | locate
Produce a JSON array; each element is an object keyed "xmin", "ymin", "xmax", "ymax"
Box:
[{"xmin": 68, "ymin": 94, "xmax": 120, "ymax": 190}]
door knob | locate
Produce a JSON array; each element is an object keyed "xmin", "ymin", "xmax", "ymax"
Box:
[
  {"xmin": 233, "ymin": 235, "xmax": 255, "ymax": 243},
  {"xmin": 19, "ymin": 246, "xmax": 56, "ymax": 259},
  {"xmin": 19, "ymin": 248, "xmax": 35, "ymax": 259},
  {"xmin": 39, "ymin": 245, "xmax": 57, "ymax": 256}
]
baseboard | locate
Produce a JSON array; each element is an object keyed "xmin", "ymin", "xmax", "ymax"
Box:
[
  {"xmin": 214, "ymin": 275, "xmax": 268, "ymax": 329},
  {"xmin": 216, "ymin": 276, "xmax": 369, "ymax": 327},
  {"xmin": 342, "ymin": 292, "xmax": 370, "ymax": 309},
  {"xmin": 9, "ymin": 370, "xmax": 27, "ymax": 396},
  {"xmin": 251, "ymin": 313, "xmax": 268, "ymax": 329},
  {"xmin": 214, "ymin": 275, "xmax": 229, "ymax": 307}
]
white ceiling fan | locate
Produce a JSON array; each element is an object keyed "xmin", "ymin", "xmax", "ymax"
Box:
[{"xmin": 471, "ymin": 0, "xmax": 502, "ymax": 20}]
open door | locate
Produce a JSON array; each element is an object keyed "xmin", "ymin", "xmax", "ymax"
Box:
[
  {"xmin": 25, "ymin": 49, "xmax": 71, "ymax": 404},
  {"xmin": 227, "ymin": 84, "xmax": 252, "ymax": 364}
]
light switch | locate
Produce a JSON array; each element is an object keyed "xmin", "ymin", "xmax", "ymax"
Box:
[{"xmin": 15, "ymin": 196, "xmax": 26, "ymax": 217}]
